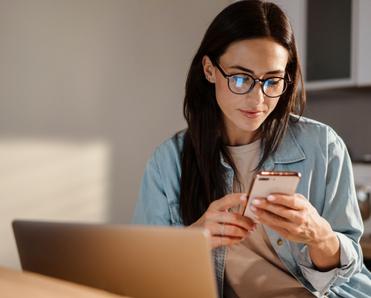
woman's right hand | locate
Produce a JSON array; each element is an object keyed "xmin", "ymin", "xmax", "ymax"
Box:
[{"xmin": 190, "ymin": 193, "xmax": 257, "ymax": 248}]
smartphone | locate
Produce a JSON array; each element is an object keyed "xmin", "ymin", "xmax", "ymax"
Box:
[{"xmin": 242, "ymin": 171, "xmax": 301, "ymax": 222}]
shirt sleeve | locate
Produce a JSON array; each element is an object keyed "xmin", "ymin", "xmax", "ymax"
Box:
[
  {"xmin": 298, "ymin": 128, "xmax": 364, "ymax": 295},
  {"xmin": 131, "ymin": 151, "xmax": 172, "ymax": 225},
  {"xmin": 297, "ymin": 232, "xmax": 360, "ymax": 293}
]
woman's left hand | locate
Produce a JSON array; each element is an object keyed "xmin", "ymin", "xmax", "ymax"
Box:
[{"xmin": 250, "ymin": 193, "xmax": 334, "ymax": 247}]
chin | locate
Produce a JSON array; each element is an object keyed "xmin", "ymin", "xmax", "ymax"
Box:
[{"xmin": 237, "ymin": 121, "xmax": 263, "ymax": 133}]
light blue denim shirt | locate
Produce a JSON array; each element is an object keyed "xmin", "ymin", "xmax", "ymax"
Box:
[{"xmin": 132, "ymin": 116, "xmax": 371, "ymax": 298}]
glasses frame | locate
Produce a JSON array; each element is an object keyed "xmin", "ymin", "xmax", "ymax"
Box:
[{"xmin": 212, "ymin": 61, "xmax": 292, "ymax": 98}]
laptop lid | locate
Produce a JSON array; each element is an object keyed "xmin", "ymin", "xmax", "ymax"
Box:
[{"xmin": 12, "ymin": 220, "xmax": 218, "ymax": 298}]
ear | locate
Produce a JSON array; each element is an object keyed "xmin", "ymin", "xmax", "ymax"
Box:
[{"xmin": 202, "ymin": 55, "xmax": 216, "ymax": 83}]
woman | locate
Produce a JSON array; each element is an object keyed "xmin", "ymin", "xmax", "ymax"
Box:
[{"xmin": 132, "ymin": 1, "xmax": 371, "ymax": 297}]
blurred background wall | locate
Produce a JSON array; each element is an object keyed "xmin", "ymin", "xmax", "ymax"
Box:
[{"xmin": 0, "ymin": 0, "xmax": 229, "ymax": 268}]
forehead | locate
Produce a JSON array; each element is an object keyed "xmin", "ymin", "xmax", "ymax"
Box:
[{"xmin": 219, "ymin": 38, "xmax": 289, "ymax": 74}]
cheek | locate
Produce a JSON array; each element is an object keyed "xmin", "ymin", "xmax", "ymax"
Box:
[
  {"xmin": 214, "ymin": 76, "xmax": 228, "ymax": 97},
  {"xmin": 214, "ymin": 80, "xmax": 232, "ymax": 111},
  {"xmin": 215, "ymin": 89, "xmax": 240, "ymax": 118}
]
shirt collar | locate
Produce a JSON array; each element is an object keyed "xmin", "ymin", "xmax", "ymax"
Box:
[{"xmin": 270, "ymin": 125, "xmax": 306, "ymax": 164}]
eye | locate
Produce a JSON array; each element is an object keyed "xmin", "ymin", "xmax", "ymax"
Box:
[
  {"xmin": 265, "ymin": 78, "xmax": 282, "ymax": 88},
  {"xmin": 231, "ymin": 75, "xmax": 252, "ymax": 88},
  {"xmin": 264, "ymin": 78, "xmax": 283, "ymax": 89}
]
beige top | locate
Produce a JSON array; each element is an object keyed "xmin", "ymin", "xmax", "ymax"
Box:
[{"xmin": 225, "ymin": 140, "xmax": 313, "ymax": 298}]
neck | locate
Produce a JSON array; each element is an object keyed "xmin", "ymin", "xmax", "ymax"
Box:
[{"xmin": 223, "ymin": 129, "xmax": 260, "ymax": 146}]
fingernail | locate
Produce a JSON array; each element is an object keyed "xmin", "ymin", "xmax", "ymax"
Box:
[
  {"xmin": 267, "ymin": 195, "xmax": 275, "ymax": 201},
  {"xmin": 250, "ymin": 205, "xmax": 257, "ymax": 212},
  {"xmin": 240, "ymin": 194, "xmax": 247, "ymax": 201},
  {"xmin": 252, "ymin": 199, "xmax": 260, "ymax": 205}
]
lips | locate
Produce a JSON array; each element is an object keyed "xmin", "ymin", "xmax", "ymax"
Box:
[{"xmin": 239, "ymin": 109, "xmax": 263, "ymax": 119}]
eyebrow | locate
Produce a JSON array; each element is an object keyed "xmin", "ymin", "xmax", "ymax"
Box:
[{"xmin": 229, "ymin": 65, "xmax": 285, "ymax": 75}]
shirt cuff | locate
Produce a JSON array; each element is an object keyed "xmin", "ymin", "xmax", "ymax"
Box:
[{"xmin": 297, "ymin": 232, "xmax": 357, "ymax": 294}]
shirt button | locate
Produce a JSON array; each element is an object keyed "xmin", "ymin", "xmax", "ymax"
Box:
[{"xmin": 276, "ymin": 238, "xmax": 283, "ymax": 246}]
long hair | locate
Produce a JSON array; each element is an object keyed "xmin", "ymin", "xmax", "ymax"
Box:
[{"xmin": 180, "ymin": 0, "xmax": 306, "ymax": 225}]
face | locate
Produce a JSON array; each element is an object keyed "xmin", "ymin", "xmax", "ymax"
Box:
[{"xmin": 202, "ymin": 38, "xmax": 289, "ymax": 146}]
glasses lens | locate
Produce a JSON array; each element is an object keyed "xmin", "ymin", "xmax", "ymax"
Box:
[
  {"xmin": 263, "ymin": 78, "xmax": 286, "ymax": 97},
  {"xmin": 228, "ymin": 74, "xmax": 254, "ymax": 94}
]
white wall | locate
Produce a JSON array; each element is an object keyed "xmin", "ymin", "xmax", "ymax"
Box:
[{"xmin": 0, "ymin": 0, "xmax": 229, "ymax": 268}]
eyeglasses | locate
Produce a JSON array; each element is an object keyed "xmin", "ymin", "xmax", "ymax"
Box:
[{"xmin": 213, "ymin": 61, "xmax": 291, "ymax": 98}]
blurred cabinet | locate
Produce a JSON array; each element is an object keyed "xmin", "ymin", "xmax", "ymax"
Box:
[
  {"xmin": 354, "ymin": 0, "xmax": 371, "ymax": 86},
  {"xmin": 306, "ymin": 0, "xmax": 352, "ymax": 86},
  {"xmin": 271, "ymin": 0, "xmax": 371, "ymax": 89}
]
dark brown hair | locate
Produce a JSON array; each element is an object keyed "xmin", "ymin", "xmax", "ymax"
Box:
[{"xmin": 180, "ymin": 0, "xmax": 305, "ymax": 225}]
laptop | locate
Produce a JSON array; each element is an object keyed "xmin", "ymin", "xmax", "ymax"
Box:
[{"xmin": 12, "ymin": 220, "xmax": 218, "ymax": 298}]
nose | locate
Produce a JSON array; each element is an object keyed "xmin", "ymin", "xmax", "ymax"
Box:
[{"xmin": 246, "ymin": 81, "xmax": 265, "ymax": 105}]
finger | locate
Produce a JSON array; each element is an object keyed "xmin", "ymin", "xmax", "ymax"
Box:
[
  {"xmin": 253, "ymin": 207, "xmax": 296, "ymax": 231},
  {"xmin": 222, "ymin": 223, "xmax": 251, "ymax": 238},
  {"xmin": 210, "ymin": 236, "xmax": 245, "ymax": 248},
  {"xmin": 210, "ymin": 193, "xmax": 247, "ymax": 211},
  {"xmin": 221, "ymin": 211, "xmax": 256, "ymax": 230},
  {"xmin": 266, "ymin": 193, "xmax": 306, "ymax": 210},
  {"xmin": 205, "ymin": 210, "xmax": 256, "ymax": 231},
  {"xmin": 266, "ymin": 223, "xmax": 306, "ymax": 243},
  {"xmin": 251, "ymin": 198, "xmax": 303, "ymax": 223},
  {"xmin": 205, "ymin": 221, "xmax": 250, "ymax": 239}
]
